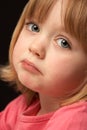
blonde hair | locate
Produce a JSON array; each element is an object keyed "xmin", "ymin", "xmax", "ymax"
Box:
[{"xmin": 0, "ymin": 0, "xmax": 87, "ymax": 106}]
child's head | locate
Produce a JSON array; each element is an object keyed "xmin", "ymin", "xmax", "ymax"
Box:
[{"xmin": 1, "ymin": 0, "xmax": 87, "ymax": 106}]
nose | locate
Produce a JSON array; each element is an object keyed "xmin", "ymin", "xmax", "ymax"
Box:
[{"xmin": 29, "ymin": 37, "xmax": 48, "ymax": 59}]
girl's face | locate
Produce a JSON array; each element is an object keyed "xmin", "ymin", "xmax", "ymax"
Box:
[{"xmin": 13, "ymin": 0, "xmax": 87, "ymax": 98}]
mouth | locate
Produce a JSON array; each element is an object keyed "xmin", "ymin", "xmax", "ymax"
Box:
[{"xmin": 21, "ymin": 59, "xmax": 41, "ymax": 74}]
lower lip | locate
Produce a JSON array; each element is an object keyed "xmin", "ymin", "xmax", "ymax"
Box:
[{"xmin": 21, "ymin": 61, "xmax": 40, "ymax": 74}]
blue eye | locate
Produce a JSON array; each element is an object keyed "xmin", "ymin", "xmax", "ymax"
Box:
[
  {"xmin": 26, "ymin": 23, "xmax": 40, "ymax": 32},
  {"xmin": 57, "ymin": 38, "xmax": 70, "ymax": 48}
]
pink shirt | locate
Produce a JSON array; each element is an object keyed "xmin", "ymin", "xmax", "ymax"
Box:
[{"xmin": 0, "ymin": 94, "xmax": 87, "ymax": 130}]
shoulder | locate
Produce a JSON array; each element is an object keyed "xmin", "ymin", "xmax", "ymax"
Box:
[
  {"xmin": 0, "ymin": 94, "xmax": 27, "ymax": 129},
  {"xmin": 50, "ymin": 101, "xmax": 87, "ymax": 130}
]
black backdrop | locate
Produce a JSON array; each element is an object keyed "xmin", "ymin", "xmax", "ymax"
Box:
[{"xmin": 0, "ymin": 0, "xmax": 28, "ymax": 111}]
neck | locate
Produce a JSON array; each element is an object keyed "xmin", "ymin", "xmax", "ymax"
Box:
[{"xmin": 37, "ymin": 94, "xmax": 60, "ymax": 115}]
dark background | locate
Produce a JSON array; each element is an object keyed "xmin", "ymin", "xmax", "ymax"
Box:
[{"xmin": 0, "ymin": 0, "xmax": 28, "ymax": 111}]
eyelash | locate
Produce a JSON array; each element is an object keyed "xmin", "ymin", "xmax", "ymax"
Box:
[
  {"xmin": 25, "ymin": 22, "xmax": 40, "ymax": 32},
  {"xmin": 25, "ymin": 22, "xmax": 71, "ymax": 49},
  {"xmin": 56, "ymin": 37, "xmax": 71, "ymax": 49}
]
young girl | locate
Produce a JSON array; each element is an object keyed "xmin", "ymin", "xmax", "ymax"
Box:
[{"xmin": 0, "ymin": 0, "xmax": 87, "ymax": 129}]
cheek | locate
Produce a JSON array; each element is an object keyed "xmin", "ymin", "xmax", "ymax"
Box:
[
  {"xmin": 45, "ymin": 53, "xmax": 87, "ymax": 93},
  {"xmin": 12, "ymin": 45, "xmax": 21, "ymax": 65},
  {"xmin": 12, "ymin": 38, "xmax": 26, "ymax": 63},
  {"xmin": 49, "ymin": 57, "xmax": 86, "ymax": 81},
  {"xmin": 13, "ymin": 45, "xmax": 20, "ymax": 58}
]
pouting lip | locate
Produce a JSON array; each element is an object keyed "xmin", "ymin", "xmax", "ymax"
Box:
[{"xmin": 21, "ymin": 59, "xmax": 42, "ymax": 74}]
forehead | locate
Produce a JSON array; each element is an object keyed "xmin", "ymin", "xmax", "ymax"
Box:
[
  {"xmin": 26, "ymin": 0, "xmax": 67, "ymax": 22},
  {"xmin": 26, "ymin": 0, "xmax": 56, "ymax": 23},
  {"xmin": 37, "ymin": 0, "xmax": 68, "ymax": 35}
]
